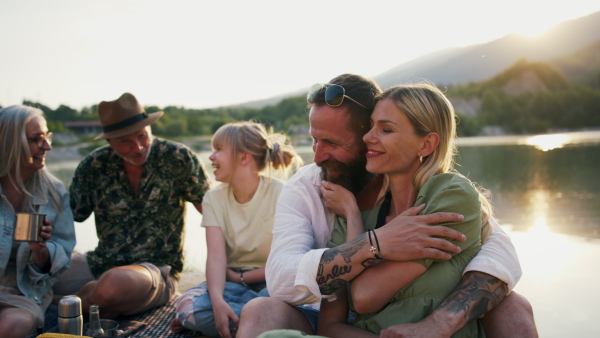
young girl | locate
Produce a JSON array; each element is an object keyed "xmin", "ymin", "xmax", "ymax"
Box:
[{"xmin": 170, "ymin": 121, "xmax": 302, "ymax": 337}]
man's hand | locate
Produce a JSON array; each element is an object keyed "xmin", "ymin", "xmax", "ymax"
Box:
[{"xmin": 375, "ymin": 204, "xmax": 466, "ymax": 262}]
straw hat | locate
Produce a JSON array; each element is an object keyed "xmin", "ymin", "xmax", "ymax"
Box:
[{"xmin": 94, "ymin": 92, "xmax": 163, "ymax": 140}]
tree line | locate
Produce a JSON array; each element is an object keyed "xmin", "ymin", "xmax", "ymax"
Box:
[
  {"xmin": 3, "ymin": 59, "xmax": 599, "ymax": 139},
  {"xmin": 449, "ymin": 59, "xmax": 600, "ymax": 135}
]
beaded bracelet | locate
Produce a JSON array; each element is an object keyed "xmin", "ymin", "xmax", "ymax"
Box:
[{"xmin": 240, "ymin": 271, "xmax": 248, "ymax": 287}]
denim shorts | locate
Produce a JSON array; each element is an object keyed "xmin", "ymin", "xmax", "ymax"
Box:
[
  {"xmin": 176, "ymin": 280, "xmax": 269, "ymax": 336},
  {"xmin": 295, "ymin": 305, "xmax": 357, "ymax": 333}
]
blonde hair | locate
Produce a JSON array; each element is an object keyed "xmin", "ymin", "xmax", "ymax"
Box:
[
  {"xmin": 0, "ymin": 105, "xmax": 62, "ymax": 212},
  {"xmin": 378, "ymin": 83, "xmax": 492, "ymax": 242},
  {"xmin": 211, "ymin": 121, "xmax": 303, "ymax": 179}
]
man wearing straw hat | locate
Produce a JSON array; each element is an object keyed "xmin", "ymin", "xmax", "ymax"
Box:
[{"xmin": 55, "ymin": 92, "xmax": 210, "ymax": 317}]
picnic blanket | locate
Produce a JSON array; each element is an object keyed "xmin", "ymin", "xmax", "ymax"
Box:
[{"xmin": 45, "ymin": 294, "xmax": 207, "ymax": 338}]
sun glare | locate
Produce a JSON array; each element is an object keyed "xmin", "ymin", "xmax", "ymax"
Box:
[
  {"xmin": 523, "ymin": 134, "xmax": 569, "ymax": 151},
  {"xmin": 515, "ymin": 24, "xmax": 552, "ymax": 37},
  {"xmin": 510, "ymin": 12, "xmax": 557, "ymax": 37}
]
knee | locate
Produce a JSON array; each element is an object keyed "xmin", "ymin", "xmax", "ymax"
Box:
[
  {"xmin": 483, "ymin": 292, "xmax": 538, "ymax": 338},
  {"xmin": 239, "ymin": 297, "xmax": 276, "ymax": 323},
  {"xmin": 494, "ymin": 292, "xmax": 535, "ymax": 321},
  {"xmin": 13, "ymin": 314, "xmax": 36, "ymax": 332},
  {"xmin": 0, "ymin": 310, "xmax": 37, "ymax": 337},
  {"xmin": 507, "ymin": 292, "xmax": 534, "ymax": 317},
  {"xmin": 87, "ymin": 271, "xmax": 126, "ymax": 307}
]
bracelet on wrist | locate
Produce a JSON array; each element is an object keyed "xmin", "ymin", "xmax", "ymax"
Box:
[
  {"xmin": 372, "ymin": 229, "xmax": 382, "ymax": 259},
  {"xmin": 367, "ymin": 229, "xmax": 383, "ymax": 260},
  {"xmin": 240, "ymin": 271, "xmax": 248, "ymax": 287}
]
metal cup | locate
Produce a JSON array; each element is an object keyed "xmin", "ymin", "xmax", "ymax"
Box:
[
  {"xmin": 14, "ymin": 213, "xmax": 45, "ymax": 242},
  {"xmin": 85, "ymin": 319, "xmax": 124, "ymax": 338}
]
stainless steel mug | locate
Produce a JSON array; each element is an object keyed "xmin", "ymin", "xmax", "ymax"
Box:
[
  {"xmin": 58, "ymin": 295, "xmax": 83, "ymax": 335},
  {"xmin": 85, "ymin": 319, "xmax": 124, "ymax": 338},
  {"xmin": 13, "ymin": 213, "xmax": 45, "ymax": 242}
]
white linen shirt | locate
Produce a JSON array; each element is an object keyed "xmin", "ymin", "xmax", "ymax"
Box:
[{"xmin": 265, "ymin": 163, "xmax": 522, "ymax": 307}]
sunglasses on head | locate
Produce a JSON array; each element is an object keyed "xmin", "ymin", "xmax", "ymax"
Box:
[{"xmin": 307, "ymin": 83, "xmax": 369, "ymax": 110}]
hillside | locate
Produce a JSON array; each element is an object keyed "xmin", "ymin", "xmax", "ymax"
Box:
[
  {"xmin": 448, "ymin": 59, "xmax": 600, "ymax": 135},
  {"xmin": 549, "ymin": 39, "xmax": 600, "ymax": 88},
  {"xmin": 374, "ymin": 10, "xmax": 600, "ymax": 89}
]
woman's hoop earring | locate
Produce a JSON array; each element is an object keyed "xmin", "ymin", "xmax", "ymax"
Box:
[{"xmin": 419, "ymin": 155, "xmax": 423, "ymax": 164}]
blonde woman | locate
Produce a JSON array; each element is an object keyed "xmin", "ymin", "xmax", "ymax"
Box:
[
  {"xmin": 0, "ymin": 105, "xmax": 76, "ymax": 337},
  {"xmin": 318, "ymin": 83, "xmax": 492, "ymax": 337},
  {"xmin": 171, "ymin": 121, "xmax": 302, "ymax": 337}
]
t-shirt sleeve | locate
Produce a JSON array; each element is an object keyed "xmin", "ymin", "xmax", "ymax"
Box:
[
  {"xmin": 464, "ymin": 217, "xmax": 522, "ymax": 290},
  {"xmin": 413, "ymin": 173, "xmax": 483, "ymax": 268},
  {"xmin": 200, "ymin": 192, "xmax": 219, "ymax": 227}
]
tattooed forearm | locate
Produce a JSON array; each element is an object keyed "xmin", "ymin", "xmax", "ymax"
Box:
[
  {"xmin": 319, "ymin": 278, "xmax": 347, "ymax": 295},
  {"xmin": 440, "ymin": 271, "xmax": 508, "ymax": 323},
  {"xmin": 317, "ymin": 234, "xmax": 370, "ymax": 294},
  {"xmin": 320, "ymin": 233, "xmax": 368, "ymax": 265},
  {"xmin": 338, "ymin": 234, "xmax": 369, "ymax": 263}
]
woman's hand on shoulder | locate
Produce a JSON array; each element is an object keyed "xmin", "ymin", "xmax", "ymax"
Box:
[{"xmin": 320, "ymin": 181, "xmax": 358, "ymax": 219}]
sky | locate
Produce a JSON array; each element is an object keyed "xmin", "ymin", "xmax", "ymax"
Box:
[{"xmin": 1, "ymin": 0, "xmax": 599, "ymax": 110}]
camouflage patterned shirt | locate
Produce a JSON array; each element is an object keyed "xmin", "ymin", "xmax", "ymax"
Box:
[{"xmin": 69, "ymin": 138, "xmax": 210, "ymax": 279}]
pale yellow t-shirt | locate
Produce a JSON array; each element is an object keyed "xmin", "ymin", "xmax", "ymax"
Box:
[{"xmin": 201, "ymin": 176, "xmax": 284, "ymax": 270}]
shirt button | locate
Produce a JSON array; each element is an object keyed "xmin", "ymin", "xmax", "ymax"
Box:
[{"xmin": 425, "ymin": 259, "xmax": 431, "ymax": 264}]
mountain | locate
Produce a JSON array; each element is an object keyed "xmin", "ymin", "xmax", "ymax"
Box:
[
  {"xmin": 445, "ymin": 58, "xmax": 600, "ymax": 135},
  {"xmin": 549, "ymin": 39, "xmax": 600, "ymax": 88},
  {"xmin": 373, "ymin": 11, "xmax": 600, "ymax": 89},
  {"xmin": 230, "ymin": 11, "xmax": 600, "ymax": 111}
]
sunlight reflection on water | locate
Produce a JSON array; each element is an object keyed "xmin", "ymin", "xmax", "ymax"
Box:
[{"xmin": 524, "ymin": 134, "xmax": 569, "ymax": 151}]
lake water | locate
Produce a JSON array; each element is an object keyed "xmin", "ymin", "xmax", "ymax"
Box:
[{"xmin": 46, "ymin": 130, "xmax": 600, "ymax": 338}]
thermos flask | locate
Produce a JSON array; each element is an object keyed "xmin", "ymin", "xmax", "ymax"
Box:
[{"xmin": 58, "ymin": 295, "xmax": 83, "ymax": 335}]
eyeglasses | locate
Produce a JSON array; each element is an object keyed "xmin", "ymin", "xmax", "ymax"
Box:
[
  {"xmin": 307, "ymin": 83, "xmax": 369, "ymax": 110},
  {"xmin": 27, "ymin": 132, "xmax": 53, "ymax": 148}
]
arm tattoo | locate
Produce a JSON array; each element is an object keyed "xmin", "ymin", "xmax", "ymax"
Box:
[
  {"xmin": 321, "ymin": 234, "xmax": 368, "ymax": 264},
  {"xmin": 319, "ymin": 278, "xmax": 347, "ymax": 295},
  {"xmin": 439, "ymin": 271, "xmax": 508, "ymax": 322},
  {"xmin": 317, "ymin": 234, "xmax": 369, "ymax": 294}
]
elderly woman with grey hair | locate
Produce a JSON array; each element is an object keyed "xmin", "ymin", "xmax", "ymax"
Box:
[{"xmin": 0, "ymin": 105, "xmax": 76, "ymax": 337}]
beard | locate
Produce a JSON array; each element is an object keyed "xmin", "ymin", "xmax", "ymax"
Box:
[
  {"xmin": 121, "ymin": 140, "xmax": 153, "ymax": 166},
  {"xmin": 318, "ymin": 156, "xmax": 376, "ymax": 195}
]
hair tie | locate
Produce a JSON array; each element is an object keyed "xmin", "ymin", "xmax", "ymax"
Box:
[{"xmin": 269, "ymin": 142, "xmax": 280, "ymax": 161}]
